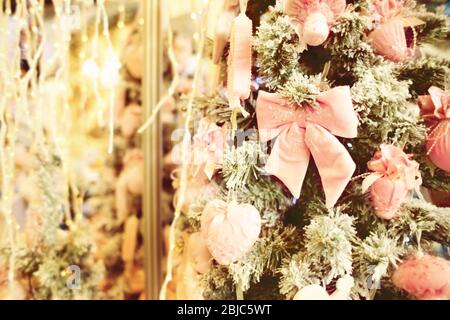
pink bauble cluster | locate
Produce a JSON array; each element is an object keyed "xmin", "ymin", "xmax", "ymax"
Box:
[
  {"xmin": 364, "ymin": 144, "xmax": 421, "ymax": 219},
  {"xmin": 418, "ymin": 86, "xmax": 450, "ymax": 173},
  {"xmin": 284, "ymin": 0, "xmax": 346, "ymax": 46},
  {"xmin": 393, "ymin": 254, "xmax": 450, "ymax": 300}
]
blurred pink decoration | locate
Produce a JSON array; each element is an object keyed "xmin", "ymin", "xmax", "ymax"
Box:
[
  {"xmin": 176, "ymin": 234, "xmax": 207, "ymax": 300},
  {"xmin": 256, "ymin": 86, "xmax": 358, "ymax": 208},
  {"xmin": 418, "ymin": 86, "xmax": 450, "ymax": 173},
  {"xmin": 392, "ymin": 254, "xmax": 450, "ymax": 300},
  {"xmin": 192, "ymin": 119, "xmax": 228, "ymax": 180},
  {"xmin": 122, "ymin": 149, "xmax": 144, "ymax": 195},
  {"xmin": 185, "ymin": 232, "xmax": 213, "ymax": 274},
  {"xmin": 122, "ymin": 33, "xmax": 144, "ymax": 80},
  {"xmin": 116, "ymin": 149, "xmax": 144, "ymax": 222},
  {"xmin": 368, "ymin": 18, "xmax": 411, "ymax": 62},
  {"xmin": 284, "ymin": 0, "xmax": 346, "ymax": 46},
  {"xmin": 119, "ymin": 104, "xmax": 142, "ymax": 138},
  {"xmin": 363, "ymin": 144, "xmax": 421, "ymax": 219},
  {"xmin": 172, "ymin": 168, "xmax": 221, "ymax": 215},
  {"xmin": 373, "ymin": 0, "xmax": 404, "ymax": 22},
  {"xmin": 201, "ymin": 200, "xmax": 261, "ymax": 265},
  {"xmin": 227, "ymin": 13, "xmax": 252, "ymax": 114}
]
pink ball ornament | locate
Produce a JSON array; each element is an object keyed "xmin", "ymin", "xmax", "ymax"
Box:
[
  {"xmin": 392, "ymin": 254, "xmax": 450, "ymax": 300},
  {"xmin": 303, "ymin": 12, "xmax": 330, "ymax": 46},
  {"xmin": 370, "ymin": 177, "xmax": 408, "ymax": 220},
  {"xmin": 201, "ymin": 200, "xmax": 261, "ymax": 265}
]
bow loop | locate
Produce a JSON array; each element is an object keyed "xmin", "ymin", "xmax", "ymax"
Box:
[
  {"xmin": 314, "ymin": 86, "xmax": 358, "ymax": 138},
  {"xmin": 256, "ymin": 91, "xmax": 305, "ymax": 142}
]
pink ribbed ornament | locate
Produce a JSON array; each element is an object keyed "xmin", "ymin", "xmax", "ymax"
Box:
[
  {"xmin": 363, "ymin": 144, "xmax": 421, "ymax": 220},
  {"xmin": 303, "ymin": 12, "xmax": 330, "ymax": 46},
  {"xmin": 368, "ymin": 18, "xmax": 410, "ymax": 62},
  {"xmin": 201, "ymin": 200, "xmax": 261, "ymax": 265},
  {"xmin": 392, "ymin": 254, "xmax": 450, "ymax": 300},
  {"xmin": 418, "ymin": 87, "xmax": 450, "ymax": 173}
]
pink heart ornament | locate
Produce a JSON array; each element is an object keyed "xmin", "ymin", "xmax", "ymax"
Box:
[{"xmin": 201, "ymin": 200, "xmax": 261, "ymax": 265}]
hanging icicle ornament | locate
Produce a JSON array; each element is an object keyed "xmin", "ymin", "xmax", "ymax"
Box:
[
  {"xmin": 212, "ymin": 0, "xmax": 240, "ymax": 64},
  {"xmin": 362, "ymin": 144, "xmax": 422, "ymax": 220},
  {"xmin": 227, "ymin": 0, "xmax": 252, "ymax": 119},
  {"xmin": 201, "ymin": 200, "xmax": 261, "ymax": 266}
]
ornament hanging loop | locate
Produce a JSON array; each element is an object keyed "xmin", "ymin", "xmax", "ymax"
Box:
[{"xmin": 239, "ymin": 0, "xmax": 248, "ymax": 14}]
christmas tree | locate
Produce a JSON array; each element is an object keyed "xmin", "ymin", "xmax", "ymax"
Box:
[{"xmin": 165, "ymin": 0, "xmax": 450, "ymax": 300}]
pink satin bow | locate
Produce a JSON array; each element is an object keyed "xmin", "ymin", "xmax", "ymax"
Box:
[
  {"xmin": 362, "ymin": 144, "xmax": 422, "ymax": 193},
  {"xmin": 256, "ymin": 86, "xmax": 358, "ymax": 208}
]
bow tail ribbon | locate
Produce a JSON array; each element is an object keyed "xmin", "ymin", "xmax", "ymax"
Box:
[
  {"xmin": 305, "ymin": 123, "xmax": 356, "ymax": 208},
  {"xmin": 265, "ymin": 123, "xmax": 355, "ymax": 208},
  {"xmin": 265, "ymin": 124, "xmax": 311, "ymax": 199}
]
